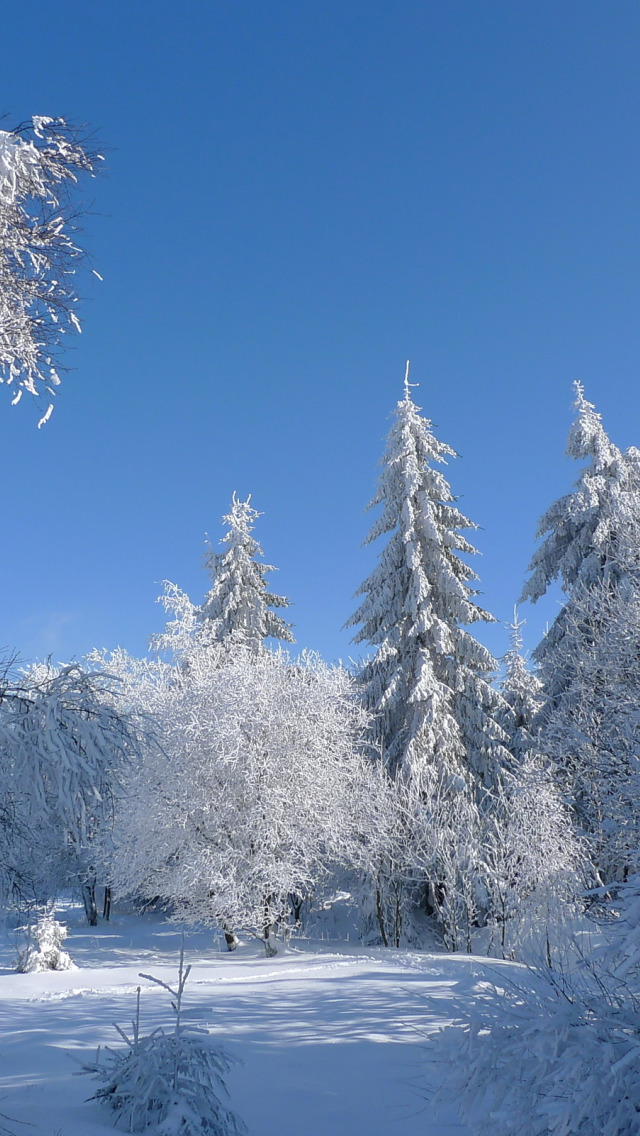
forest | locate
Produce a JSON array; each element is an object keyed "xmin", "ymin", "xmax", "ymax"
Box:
[{"xmin": 1, "ymin": 115, "xmax": 639, "ymax": 1136}]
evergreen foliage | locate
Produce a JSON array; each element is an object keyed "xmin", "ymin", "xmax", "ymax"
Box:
[
  {"xmin": 521, "ymin": 382, "xmax": 640, "ymax": 705},
  {"xmin": 497, "ymin": 609, "xmax": 543, "ymax": 763},
  {"xmin": 16, "ymin": 912, "xmax": 75, "ymax": 972},
  {"xmin": 347, "ymin": 367, "xmax": 508, "ymax": 789},
  {"xmin": 521, "ymin": 386, "xmax": 640, "ymax": 881},
  {"xmin": 84, "ymin": 946, "xmax": 245, "ymax": 1135},
  {"xmin": 539, "ymin": 578, "xmax": 640, "ymax": 881},
  {"xmin": 200, "ymin": 493, "xmax": 294, "ymax": 649}
]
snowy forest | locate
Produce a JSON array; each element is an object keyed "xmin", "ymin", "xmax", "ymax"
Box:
[{"xmin": 2, "ymin": 116, "xmax": 640, "ymax": 1136}]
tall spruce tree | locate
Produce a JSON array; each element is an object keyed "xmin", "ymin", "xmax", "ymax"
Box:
[
  {"xmin": 346, "ymin": 366, "xmax": 508, "ymax": 790},
  {"xmin": 521, "ymin": 385, "xmax": 640, "ymax": 880},
  {"xmin": 520, "ymin": 382, "xmax": 640, "ymax": 704},
  {"xmin": 200, "ymin": 494, "xmax": 294, "ymax": 649}
]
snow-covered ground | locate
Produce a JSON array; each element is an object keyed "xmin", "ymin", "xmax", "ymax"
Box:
[{"xmin": 0, "ymin": 905, "xmax": 519, "ymax": 1135}]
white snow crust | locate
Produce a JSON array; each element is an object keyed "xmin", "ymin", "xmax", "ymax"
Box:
[{"xmin": 0, "ymin": 903, "xmax": 519, "ymax": 1135}]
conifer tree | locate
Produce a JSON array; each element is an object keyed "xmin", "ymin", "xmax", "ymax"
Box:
[
  {"xmin": 347, "ymin": 365, "xmax": 508, "ymax": 790},
  {"xmin": 521, "ymin": 382, "xmax": 640, "ymax": 704},
  {"xmin": 521, "ymin": 385, "xmax": 640, "ymax": 880},
  {"xmin": 497, "ymin": 610, "xmax": 543, "ymax": 763},
  {"xmin": 200, "ymin": 494, "xmax": 294, "ymax": 649}
]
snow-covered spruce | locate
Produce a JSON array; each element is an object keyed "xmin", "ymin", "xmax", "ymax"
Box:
[
  {"xmin": 200, "ymin": 493, "xmax": 293, "ymax": 649},
  {"xmin": 346, "ymin": 365, "xmax": 509, "ymax": 792},
  {"xmin": 521, "ymin": 381, "xmax": 640, "ymax": 708},
  {"xmin": 151, "ymin": 494, "xmax": 293, "ymax": 663},
  {"xmin": 84, "ymin": 946, "xmax": 245, "ymax": 1135},
  {"xmin": 0, "ymin": 116, "xmax": 101, "ymax": 422},
  {"xmin": 16, "ymin": 912, "xmax": 75, "ymax": 973},
  {"xmin": 521, "ymin": 385, "xmax": 640, "ymax": 882},
  {"xmin": 497, "ymin": 609, "xmax": 543, "ymax": 763},
  {"xmin": 539, "ymin": 576, "xmax": 640, "ymax": 882}
]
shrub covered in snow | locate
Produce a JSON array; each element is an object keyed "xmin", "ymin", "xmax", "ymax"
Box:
[
  {"xmin": 432, "ymin": 873, "xmax": 640, "ymax": 1135},
  {"xmin": 16, "ymin": 913, "xmax": 75, "ymax": 972},
  {"xmin": 84, "ymin": 946, "xmax": 245, "ymax": 1135}
]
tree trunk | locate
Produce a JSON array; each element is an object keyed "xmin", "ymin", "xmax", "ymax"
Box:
[
  {"xmin": 290, "ymin": 893, "xmax": 304, "ymax": 926},
  {"xmin": 82, "ymin": 878, "xmax": 98, "ymax": 926},
  {"xmin": 375, "ymin": 874, "xmax": 389, "ymax": 948},
  {"xmin": 102, "ymin": 885, "xmax": 112, "ymax": 921},
  {"xmin": 263, "ymin": 896, "xmax": 278, "ymax": 956},
  {"xmin": 223, "ymin": 927, "xmax": 239, "ymax": 951}
]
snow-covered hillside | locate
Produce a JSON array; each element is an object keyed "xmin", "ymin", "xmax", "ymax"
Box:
[{"xmin": 0, "ymin": 906, "xmax": 519, "ymax": 1136}]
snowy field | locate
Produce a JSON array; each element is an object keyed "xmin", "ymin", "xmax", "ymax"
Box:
[{"xmin": 0, "ymin": 905, "xmax": 522, "ymax": 1136}]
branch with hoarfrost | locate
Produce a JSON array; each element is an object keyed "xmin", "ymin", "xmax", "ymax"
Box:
[
  {"xmin": 0, "ymin": 116, "xmax": 102, "ymax": 421},
  {"xmin": 431, "ymin": 873, "xmax": 640, "ymax": 1136},
  {"xmin": 104, "ymin": 642, "xmax": 376, "ymax": 953},
  {"xmin": 0, "ymin": 660, "xmax": 142, "ymax": 923}
]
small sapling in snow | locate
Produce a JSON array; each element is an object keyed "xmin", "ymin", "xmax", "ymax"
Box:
[
  {"xmin": 83, "ymin": 942, "xmax": 245, "ymax": 1135},
  {"xmin": 16, "ymin": 913, "xmax": 75, "ymax": 973}
]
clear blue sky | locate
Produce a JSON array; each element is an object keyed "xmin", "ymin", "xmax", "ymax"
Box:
[{"xmin": 1, "ymin": 1, "xmax": 639, "ymax": 666}]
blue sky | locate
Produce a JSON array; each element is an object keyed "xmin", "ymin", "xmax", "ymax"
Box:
[{"xmin": 1, "ymin": 1, "xmax": 639, "ymax": 666}]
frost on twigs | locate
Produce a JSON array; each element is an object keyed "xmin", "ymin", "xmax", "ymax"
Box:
[
  {"xmin": 83, "ymin": 944, "xmax": 245, "ymax": 1135},
  {"xmin": 16, "ymin": 912, "xmax": 75, "ymax": 972},
  {"xmin": 430, "ymin": 873, "xmax": 640, "ymax": 1135},
  {"xmin": 0, "ymin": 115, "xmax": 102, "ymax": 420}
]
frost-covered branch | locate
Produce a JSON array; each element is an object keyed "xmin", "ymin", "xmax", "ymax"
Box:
[{"xmin": 0, "ymin": 115, "xmax": 102, "ymax": 421}]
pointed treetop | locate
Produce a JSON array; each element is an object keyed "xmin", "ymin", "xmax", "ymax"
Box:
[
  {"xmin": 567, "ymin": 381, "xmax": 618, "ymax": 468},
  {"xmin": 402, "ymin": 359, "xmax": 419, "ymax": 403},
  {"xmin": 222, "ymin": 491, "xmax": 260, "ymax": 538},
  {"xmin": 200, "ymin": 492, "xmax": 294, "ymax": 649},
  {"xmin": 507, "ymin": 606, "xmax": 525, "ymax": 655},
  {"xmin": 520, "ymin": 383, "xmax": 639, "ymax": 606}
]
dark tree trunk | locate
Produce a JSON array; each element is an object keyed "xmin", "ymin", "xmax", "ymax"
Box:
[
  {"xmin": 263, "ymin": 896, "xmax": 278, "ymax": 956},
  {"xmin": 376, "ymin": 875, "xmax": 389, "ymax": 948},
  {"xmin": 223, "ymin": 927, "xmax": 239, "ymax": 951},
  {"xmin": 82, "ymin": 879, "xmax": 98, "ymax": 926}
]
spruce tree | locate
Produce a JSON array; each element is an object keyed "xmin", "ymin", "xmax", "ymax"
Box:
[
  {"xmin": 520, "ymin": 382, "xmax": 640, "ymax": 703},
  {"xmin": 200, "ymin": 494, "xmax": 294, "ymax": 649},
  {"xmin": 497, "ymin": 610, "xmax": 543, "ymax": 763},
  {"xmin": 347, "ymin": 366, "xmax": 508, "ymax": 790},
  {"xmin": 520, "ymin": 385, "xmax": 640, "ymax": 880}
]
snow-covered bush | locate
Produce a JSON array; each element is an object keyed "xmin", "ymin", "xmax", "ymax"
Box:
[
  {"xmin": 481, "ymin": 757, "xmax": 583, "ymax": 962},
  {"xmin": 101, "ymin": 642, "xmax": 378, "ymax": 952},
  {"xmin": 404, "ymin": 769, "xmax": 484, "ymax": 953},
  {"xmin": 432, "ymin": 872, "xmax": 640, "ymax": 1135},
  {"xmin": 16, "ymin": 913, "xmax": 75, "ymax": 972},
  {"xmin": 84, "ymin": 946, "xmax": 244, "ymax": 1135}
]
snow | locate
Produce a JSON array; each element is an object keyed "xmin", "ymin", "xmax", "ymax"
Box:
[{"xmin": 0, "ymin": 903, "xmax": 519, "ymax": 1135}]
